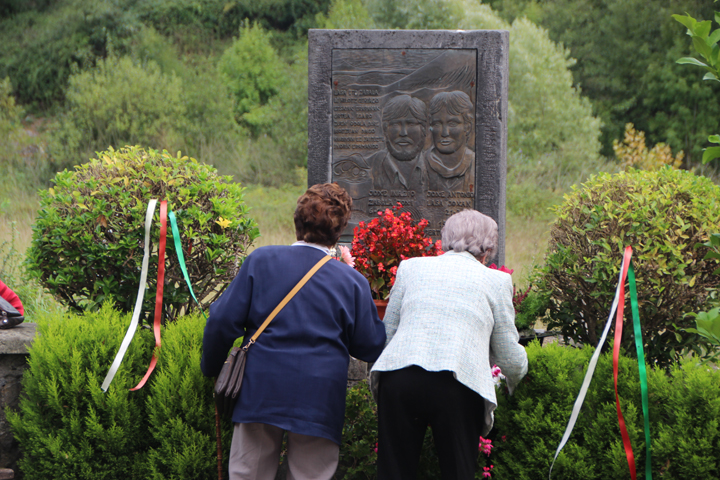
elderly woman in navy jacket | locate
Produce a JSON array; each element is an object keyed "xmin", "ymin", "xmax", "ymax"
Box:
[
  {"xmin": 371, "ymin": 209, "xmax": 528, "ymax": 480},
  {"xmin": 201, "ymin": 183, "xmax": 386, "ymax": 480}
]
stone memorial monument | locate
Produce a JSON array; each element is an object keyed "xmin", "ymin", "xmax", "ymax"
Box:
[{"xmin": 308, "ymin": 29, "xmax": 508, "ymax": 263}]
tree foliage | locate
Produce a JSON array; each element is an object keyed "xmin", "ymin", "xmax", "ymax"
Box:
[
  {"xmin": 486, "ymin": 0, "xmax": 720, "ymax": 164},
  {"xmin": 0, "ymin": 0, "xmax": 141, "ymax": 106},
  {"xmin": 673, "ymin": 9, "xmax": 720, "ymax": 164},
  {"xmin": 613, "ymin": 123, "xmax": 684, "ymax": 171},
  {"xmin": 62, "ymin": 56, "xmax": 186, "ymax": 154},
  {"xmin": 218, "ymin": 22, "xmax": 285, "ymax": 134}
]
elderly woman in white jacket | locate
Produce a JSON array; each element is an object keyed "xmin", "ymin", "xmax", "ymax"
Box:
[{"xmin": 370, "ymin": 209, "xmax": 528, "ymax": 480}]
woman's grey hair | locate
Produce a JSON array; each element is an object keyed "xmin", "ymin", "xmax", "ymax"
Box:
[{"xmin": 441, "ymin": 210, "xmax": 498, "ymax": 258}]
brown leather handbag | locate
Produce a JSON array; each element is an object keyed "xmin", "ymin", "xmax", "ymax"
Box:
[{"xmin": 213, "ymin": 255, "xmax": 331, "ymax": 418}]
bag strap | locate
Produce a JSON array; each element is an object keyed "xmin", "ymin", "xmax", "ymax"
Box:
[{"xmin": 244, "ymin": 255, "xmax": 331, "ymax": 350}]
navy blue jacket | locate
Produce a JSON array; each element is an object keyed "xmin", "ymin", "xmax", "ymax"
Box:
[{"xmin": 201, "ymin": 245, "xmax": 386, "ymax": 444}]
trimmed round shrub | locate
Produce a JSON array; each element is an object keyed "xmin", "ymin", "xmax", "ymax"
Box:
[
  {"xmin": 536, "ymin": 168, "xmax": 720, "ymax": 368},
  {"xmin": 26, "ymin": 145, "xmax": 258, "ymax": 320}
]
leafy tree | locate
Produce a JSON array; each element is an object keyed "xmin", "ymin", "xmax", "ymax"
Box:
[
  {"xmin": 673, "ymin": 9, "xmax": 720, "ymax": 164},
  {"xmin": 613, "ymin": 123, "xmax": 684, "ymax": 171},
  {"xmin": 0, "ymin": 0, "xmax": 141, "ymax": 107},
  {"xmin": 316, "ymin": 0, "xmax": 376, "ymax": 29},
  {"xmin": 47, "ymin": 55, "xmax": 186, "ymax": 171},
  {"xmin": 485, "ymin": 0, "xmax": 720, "ymax": 164},
  {"xmin": 137, "ymin": 0, "xmax": 332, "ymax": 37},
  {"xmin": 218, "ymin": 22, "xmax": 285, "ymax": 135}
]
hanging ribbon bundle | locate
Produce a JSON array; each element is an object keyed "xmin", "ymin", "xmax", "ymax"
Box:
[
  {"xmin": 102, "ymin": 199, "xmax": 206, "ymax": 392},
  {"xmin": 549, "ymin": 246, "xmax": 653, "ymax": 480}
]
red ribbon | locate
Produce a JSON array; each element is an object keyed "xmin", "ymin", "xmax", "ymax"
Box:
[
  {"xmin": 614, "ymin": 246, "xmax": 636, "ymax": 479},
  {"xmin": 130, "ymin": 200, "xmax": 167, "ymax": 391}
]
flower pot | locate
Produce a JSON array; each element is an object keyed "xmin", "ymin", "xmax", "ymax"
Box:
[{"xmin": 374, "ymin": 299, "xmax": 388, "ymax": 320}]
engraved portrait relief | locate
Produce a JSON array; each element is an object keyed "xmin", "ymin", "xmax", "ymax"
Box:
[{"xmin": 331, "ymin": 49, "xmax": 477, "ymax": 239}]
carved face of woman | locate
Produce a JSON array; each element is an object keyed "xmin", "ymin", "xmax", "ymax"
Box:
[
  {"xmin": 385, "ymin": 113, "xmax": 426, "ymax": 161},
  {"xmin": 430, "ymin": 107, "xmax": 468, "ymax": 154}
]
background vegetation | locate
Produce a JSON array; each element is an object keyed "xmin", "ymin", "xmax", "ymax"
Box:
[
  {"xmin": 2, "ymin": 1, "xmax": 720, "ymax": 477},
  {"xmin": 0, "ymin": 0, "xmax": 716, "ymax": 335},
  {"xmin": 11, "ymin": 311, "xmax": 719, "ymax": 479}
]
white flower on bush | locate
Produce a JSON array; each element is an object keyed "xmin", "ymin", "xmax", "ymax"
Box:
[{"xmin": 491, "ymin": 364, "xmax": 505, "ymax": 388}]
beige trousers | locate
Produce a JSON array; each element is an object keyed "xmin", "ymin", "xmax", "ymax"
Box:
[{"xmin": 229, "ymin": 422, "xmax": 340, "ymax": 480}]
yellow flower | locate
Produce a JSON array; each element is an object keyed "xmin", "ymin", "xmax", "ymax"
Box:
[{"xmin": 215, "ymin": 217, "xmax": 231, "ymax": 229}]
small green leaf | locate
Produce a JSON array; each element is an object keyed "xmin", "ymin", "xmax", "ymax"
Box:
[
  {"xmin": 709, "ymin": 29, "xmax": 720, "ymax": 46},
  {"xmin": 677, "ymin": 56, "xmax": 708, "ymax": 67},
  {"xmin": 672, "ymin": 13, "xmax": 696, "ymax": 32},
  {"xmin": 693, "ymin": 36, "xmax": 714, "ymax": 61},
  {"xmin": 708, "ymin": 134, "xmax": 720, "ymax": 144},
  {"xmin": 695, "ymin": 20, "xmax": 713, "ymax": 39},
  {"xmin": 702, "ymin": 146, "xmax": 720, "ymax": 164}
]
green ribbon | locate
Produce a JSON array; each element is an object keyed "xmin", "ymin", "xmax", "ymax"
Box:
[
  {"xmin": 628, "ymin": 262, "xmax": 652, "ymax": 479},
  {"xmin": 168, "ymin": 210, "xmax": 207, "ymax": 319}
]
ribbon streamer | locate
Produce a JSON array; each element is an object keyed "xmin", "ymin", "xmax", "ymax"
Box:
[
  {"xmin": 549, "ymin": 247, "xmax": 632, "ymax": 479},
  {"xmin": 613, "ymin": 247, "xmax": 636, "ymax": 479},
  {"xmin": 102, "ymin": 199, "xmax": 158, "ymax": 392},
  {"xmin": 168, "ymin": 210, "xmax": 206, "ymax": 318},
  {"xmin": 130, "ymin": 200, "xmax": 168, "ymax": 391},
  {"xmin": 629, "ymin": 262, "xmax": 653, "ymax": 479}
]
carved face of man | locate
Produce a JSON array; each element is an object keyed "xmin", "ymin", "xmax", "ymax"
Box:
[
  {"xmin": 430, "ymin": 107, "xmax": 469, "ymax": 154},
  {"xmin": 384, "ymin": 113, "xmax": 426, "ymax": 161}
]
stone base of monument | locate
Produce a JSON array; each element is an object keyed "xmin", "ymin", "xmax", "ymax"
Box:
[
  {"xmin": 347, "ymin": 356, "xmax": 370, "ymax": 387},
  {"xmin": 0, "ymin": 323, "xmax": 36, "ymax": 479}
]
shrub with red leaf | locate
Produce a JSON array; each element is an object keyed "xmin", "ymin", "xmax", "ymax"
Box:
[{"xmin": 351, "ymin": 204, "xmax": 442, "ymax": 300}]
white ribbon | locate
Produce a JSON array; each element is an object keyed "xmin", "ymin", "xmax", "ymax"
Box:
[
  {"xmin": 549, "ymin": 256, "xmax": 627, "ymax": 478},
  {"xmin": 101, "ymin": 199, "xmax": 158, "ymax": 392}
]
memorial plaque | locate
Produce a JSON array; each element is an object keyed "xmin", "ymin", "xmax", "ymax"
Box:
[{"xmin": 308, "ymin": 30, "xmax": 508, "ymax": 264}]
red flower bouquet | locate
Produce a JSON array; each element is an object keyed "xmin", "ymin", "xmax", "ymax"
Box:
[{"xmin": 351, "ymin": 205, "xmax": 442, "ymax": 300}]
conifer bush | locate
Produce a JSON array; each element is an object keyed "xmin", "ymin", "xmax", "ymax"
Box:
[
  {"xmin": 7, "ymin": 306, "xmax": 232, "ymax": 480},
  {"xmin": 536, "ymin": 168, "xmax": 720, "ymax": 368},
  {"xmin": 26, "ymin": 145, "xmax": 258, "ymax": 320},
  {"xmin": 6, "ymin": 304, "xmax": 156, "ymax": 480},
  {"xmin": 142, "ymin": 312, "xmax": 232, "ymax": 479},
  {"xmin": 491, "ymin": 342, "xmax": 720, "ymax": 480}
]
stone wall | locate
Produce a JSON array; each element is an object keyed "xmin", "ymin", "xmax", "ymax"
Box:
[{"xmin": 0, "ymin": 323, "xmax": 35, "ymax": 478}]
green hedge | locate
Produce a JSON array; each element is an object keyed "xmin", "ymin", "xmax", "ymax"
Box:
[
  {"xmin": 491, "ymin": 342, "xmax": 720, "ymax": 480},
  {"xmin": 7, "ymin": 305, "xmax": 232, "ymax": 480},
  {"xmin": 8, "ymin": 307, "xmax": 720, "ymax": 479},
  {"xmin": 339, "ymin": 344, "xmax": 720, "ymax": 479}
]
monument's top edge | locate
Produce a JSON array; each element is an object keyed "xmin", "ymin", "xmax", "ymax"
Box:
[
  {"xmin": 308, "ymin": 29, "xmax": 509, "ymax": 49},
  {"xmin": 308, "ymin": 29, "xmax": 509, "ymax": 35}
]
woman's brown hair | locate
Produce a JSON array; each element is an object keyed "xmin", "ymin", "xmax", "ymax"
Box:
[{"xmin": 294, "ymin": 183, "xmax": 353, "ymax": 246}]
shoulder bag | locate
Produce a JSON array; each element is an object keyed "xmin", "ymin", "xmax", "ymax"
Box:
[
  {"xmin": 214, "ymin": 255, "xmax": 331, "ymax": 418},
  {"xmin": 0, "ymin": 296, "xmax": 23, "ymax": 329}
]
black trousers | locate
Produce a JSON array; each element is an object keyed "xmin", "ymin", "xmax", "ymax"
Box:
[{"xmin": 377, "ymin": 366, "xmax": 487, "ymax": 480}]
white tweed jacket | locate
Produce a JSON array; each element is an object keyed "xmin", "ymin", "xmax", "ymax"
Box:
[{"xmin": 370, "ymin": 250, "xmax": 528, "ymax": 434}]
